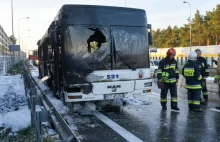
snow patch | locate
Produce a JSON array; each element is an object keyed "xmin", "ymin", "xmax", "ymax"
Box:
[
  {"xmin": 0, "ymin": 106, "xmax": 31, "ymax": 132},
  {"xmin": 66, "ymin": 102, "xmax": 97, "ymax": 114},
  {"xmin": 49, "ymin": 97, "xmax": 69, "ymax": 115},
  {"xmin": 63, "ymin": 115, "xmax": 78, "ymax": 131},
  {"xmin": 87, "ymin": 124, "xmax": 96, "ymax": 128},
  {"xmin": 73, "ymin": 103, "xmax": 83, "ymax": 112},
  {"xmin": 0, "ymin": 75, "xmax": 30, "ymax": 133},
  {"xmin": 206, "ymin": 77, "xmax": 215, "ymax": 84},
  {"xmin": 80, "ymin": 102, "xmax": 96, "ymax": 114},
  {"xmin": 206, "ymin": 77, "xmax": 214, "ymax": 81},
  {"xmin": 123, "ymin": 97, "xmax": 149, "ymax": 105}
]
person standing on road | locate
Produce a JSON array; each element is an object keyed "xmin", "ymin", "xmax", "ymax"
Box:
[
  {"xmin": 157, "ymin": 48, "xmax": 180, "ymax": 111},
  {"xmin": 195, "ymin": 49, "xmax": 209, "ymax": 103},
  {"xmin": 212, "ymin": 55, "xmax": 220, "ymax": 110},
  {"xmin": 182, "ymin": 51, "xmax": 203, "ymax": 112}
]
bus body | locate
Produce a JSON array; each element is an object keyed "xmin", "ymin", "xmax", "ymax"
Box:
[{"xmin": 37, "ymin": 5, "xmax": 153, "ymax": 102}]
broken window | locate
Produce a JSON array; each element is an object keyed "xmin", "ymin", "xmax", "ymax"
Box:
[
  {"xmin": 64, "ymin": 26, "xmax": 111, "ymax": 73},
  {"xmin": 87, "ymin": 28, "xmax": 107, "ymax": 53}
]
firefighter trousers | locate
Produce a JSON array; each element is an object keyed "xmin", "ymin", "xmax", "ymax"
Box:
[
  {"xmin": 188, "ymin": 89, "xmax": 201, "ymax": 110},
  {"xmin": 201, "ymin": 79, "xmax": 208, "ymax": 100},
  {"xmin": 160, "ymin": 83, "xmax": 178, "ymax": 107}
]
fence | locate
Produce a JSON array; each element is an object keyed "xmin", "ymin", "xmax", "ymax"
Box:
[
  {"xmin": 150, "ymin": 45, "xmax": 220, "ymax": 67},
  {"xmin": 0, "ymin": 48, "xmax": 26, "ymax": 75}
]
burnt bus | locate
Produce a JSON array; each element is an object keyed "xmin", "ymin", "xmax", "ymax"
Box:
[{"xmin": 38, "ymin": 5, "xmax": 153, "ymax": 102}]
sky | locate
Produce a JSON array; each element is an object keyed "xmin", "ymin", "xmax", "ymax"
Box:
[{"xmin": 0, "ymin": 0, "xmax": 219, "ymax": 51}]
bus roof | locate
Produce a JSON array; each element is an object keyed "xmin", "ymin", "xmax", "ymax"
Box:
[
  {"xmin": 58, "ymin": 5, "xmax": 147, "ymax": 27},
  {"xmin": 38, "ymin": 5, "xmax": 148, "ymax": 46}
]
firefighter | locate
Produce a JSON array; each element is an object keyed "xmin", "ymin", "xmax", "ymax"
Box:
[
  {"xmin": 157, "ymin": 48, "xmax": 180, "ymax": 111},
  {"xmin": 195, "ymin": 49, "xmax": 209, "ymax": 102},
  {"xmin": 182, "ymin": 51, "xmax": 203, "ymax": 112},
  {"xmin": 212, "ymin": 54, "xmax": 220, "ymax": 110}
]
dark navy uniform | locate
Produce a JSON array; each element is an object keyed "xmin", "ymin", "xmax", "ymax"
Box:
[
  {"xmin": 214, "ymin": 60, "xmax": 220, "ymax": 109},
  {"xmin": 182, "ymin": 60, "xmax": 203, "ymax": 110},
  {"xmin": 197, "ymin": 56, "xmax": 209, "ymax": 100},
  {"xmin": 157, "ymin": 57, "xmax": 179, "ymax": 109}
]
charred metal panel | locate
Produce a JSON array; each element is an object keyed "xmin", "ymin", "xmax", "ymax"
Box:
[{"xmin": 63, "ymin": 26, "xmax": 111, "ymax": 84}]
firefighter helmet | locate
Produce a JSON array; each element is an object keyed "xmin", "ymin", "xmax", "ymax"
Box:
[
  {"xmin": 166, "ymin": 48, "xmax": 176, "ymax": 56},
  {"xmin": 188, "ymin": 51, "xmax": 197, "ymax": 60},
  {"xmin": 195, "ymin": 49, "xmax": 202, "ymax": 54}
]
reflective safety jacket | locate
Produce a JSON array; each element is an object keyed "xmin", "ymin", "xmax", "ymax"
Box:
[
  {"xmin": 214, "ymin": 60, "xmax": 220, "ymax": 84},
  {"xmin": 157, "ymin": 57, "xmax": 179, "ymax": 83},
  {"xmin": 182, "ymin": 60, "xmax": 203, "ymax": 89},
  {"xmin": 197, "ymin": 57, "xmax": 209, "ymax": 77},
  {"xmin": 214, "ymin": 74, "xmax": 220, "ymax": 84}
]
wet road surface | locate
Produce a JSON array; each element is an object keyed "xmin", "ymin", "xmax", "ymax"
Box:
[{"xmin": 66, "ymin": 78, "xmax": 220, "ymax": 142}]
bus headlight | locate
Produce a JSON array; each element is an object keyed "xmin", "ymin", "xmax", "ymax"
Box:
[{"xmin": 144, "ymin": 82, "xmax": 152, "ymax": 87}]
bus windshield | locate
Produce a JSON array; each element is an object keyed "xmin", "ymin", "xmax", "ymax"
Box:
[{"xmin": 64, "ymin": 25, "xmax": 149, "ymax": 73}]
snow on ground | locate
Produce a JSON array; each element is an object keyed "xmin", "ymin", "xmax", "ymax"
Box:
[
  {"xmin": 123, "ymin": 97, "xmax": 150, "ymax": 105},
  {"xmin": 206, "ymin": 77, "xmax": 215, "ymax": 84},
  {"xmin": 206, "ymin": 77, "xmax": 215, "ymax": 81},
  {"xmin": 0, "ymin": 106, "xmax": 30, "ymax": 132},
  {"xmin": 0, "ymin": 75, "xmax": 30, "ymax": 133},
  {"xmin": 48, "ymin": 95, "xmax": 69, "ymax": 115}
]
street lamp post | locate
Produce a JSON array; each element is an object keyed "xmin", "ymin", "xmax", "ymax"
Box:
[
  {"xmin": 183, "ymin": 1, "xmax": 192, "ymax": 52},
  {"xmin": 18, "ymin": 17, "xmax": 29, "ymax": 45},
  {"xmin": 18, "ymin": 17, "xmax": 29, "ymax": 65},
  {"xmin": 22, "ymin": 29, "xmax": 30, "ymax": 59},
  {"xmin": 11, "ymin": 0, "xmax": 15, "ymax": 68},
  {"xmin": 11, "ymin": 0, "xmax": 14, "ymax": 36}
]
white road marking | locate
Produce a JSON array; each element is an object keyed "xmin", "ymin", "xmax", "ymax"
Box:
[
  {"xmin": 93, "ymin": 111, "xmax": 143, "ymax": 142},
  {"xmin": 210, "ymin": 108, "xmax": 220, "ymax": 112}
]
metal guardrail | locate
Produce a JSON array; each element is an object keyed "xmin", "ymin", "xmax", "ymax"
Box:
[{"xmin": 23, "ymin": 61, "xmax": 79, "ymax": 142}]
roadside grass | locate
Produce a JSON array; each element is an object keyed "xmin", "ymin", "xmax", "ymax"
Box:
[{"xmin": 7, "ymin": 62, "xmax": 22, "ymax": 75}]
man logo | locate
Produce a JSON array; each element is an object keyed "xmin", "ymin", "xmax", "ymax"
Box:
[
  {"xmin": 107, "ymin": 85, "xmax": 121, "ymax": 92},
  {"xmin": 107, "ymin": 85, "xmax": 121, "ymax": 89}
]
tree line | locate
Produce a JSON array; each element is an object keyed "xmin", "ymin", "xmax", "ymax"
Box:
[{"xmin": 152, "ymin": 4, "xmax": 220, "ymax": 48}]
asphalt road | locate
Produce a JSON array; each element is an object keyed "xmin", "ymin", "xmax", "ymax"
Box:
[{"xmin": 62, "ymin": 77, "xmax": 220, "ymax": 142}]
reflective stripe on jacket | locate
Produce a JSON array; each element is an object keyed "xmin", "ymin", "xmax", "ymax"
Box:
[
  {"xmin": 157, "ymin": 57, "xmax": 179, "ymax": 83},
  {"xmin": 182, "ymin": 60, "xmax": 202, "ymax": 89}
]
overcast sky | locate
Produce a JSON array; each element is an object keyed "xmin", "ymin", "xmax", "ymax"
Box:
[{"xmin": 0, "ymin": 0, "xmax": 219, "ymax": 51}]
